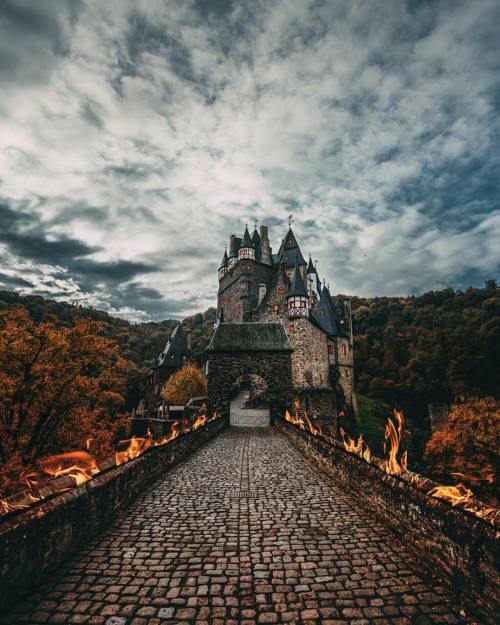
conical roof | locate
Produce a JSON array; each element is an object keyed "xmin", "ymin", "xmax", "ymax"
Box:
[
  {"xmin": 289, "ymin": 257, "xmax": 308, "ymax": 297},
  {"xmin": 220, "ymin": 248, "xmax": 228, "ymax": 268},
  {"xmin": 240, "ymin": 225, "xmax": 253, "ymax": 248},
  {"xmin": 156, "ymin": 325, "xmax": 188, "ymax": 368},
  {"xmin": 277, "ymin": 227, "xmax": 306, "ymax": 268},
  {"xmin": 315, "ymin": 285, "xmax": 341, "ymax": 336},
  {"xmin": 307, "ymin": 254, "xmax": 316, "ymax": 275},
  {"xmin": 252, "ymin": 226, "xmax": 261, "ymax": 246}
]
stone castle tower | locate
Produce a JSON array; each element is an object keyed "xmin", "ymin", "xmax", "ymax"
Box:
[{"xmin": 215, "ymin": 223, "xmax": 355, "ymax": 423}]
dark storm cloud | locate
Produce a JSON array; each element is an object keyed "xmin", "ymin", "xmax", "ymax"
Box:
[
  {"xmin": 0, "ymin": 272, "xmax": 33, "ymax": 289},
  {"xmin": 0, "ymin": 0, "xmax": 80, "ymax": 83},
  {"xmin": 0, "ymin": 200, "xmax": 156, "ymax": 288},
  {"xmin": 0, "ymin": 0, "xmax": 499, "ymax": 320}
]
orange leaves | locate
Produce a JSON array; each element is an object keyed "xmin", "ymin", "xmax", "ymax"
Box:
[
  {"xmin": 161, "ymin": 364, "xmax": 207, "ymax": 406},
  {"xmin": 0, "ymin": 308, "xmax": 135, "ymax": 494}
]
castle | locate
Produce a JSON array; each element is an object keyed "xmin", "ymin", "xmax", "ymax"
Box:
[{"xmin": 213, "ymin": 223, "xmax": 355, "ymax": 424}]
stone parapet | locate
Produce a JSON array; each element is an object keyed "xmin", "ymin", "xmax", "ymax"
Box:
[
  {"xmin": 276, "ymin": 418, "xmax": 499, "ymax": 625},
  {"xmin": 0, "ymin": 416, "xmax": 227, "ymax": 612}
]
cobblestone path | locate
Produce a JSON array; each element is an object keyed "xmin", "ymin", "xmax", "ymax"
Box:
[{"xmin": 3, "ymin": 428, "xmax": 479, "ymax": 625}]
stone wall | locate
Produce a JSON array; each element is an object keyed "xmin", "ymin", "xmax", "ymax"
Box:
[
  {"xmin": 218, "ymin": 259, "xmax": 276, "ymax": 321},
  {"xmin": 0, "ymin": 416, "xmax": 227, "ymax": 613},
  {"xmin": 276, "ymin": 418, "xmax": 499, "ymax": 625}
]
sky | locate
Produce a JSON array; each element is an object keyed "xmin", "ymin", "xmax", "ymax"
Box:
[{"xmin": 0, "ymin": 0, "xmax": 499, "ymax": 321}]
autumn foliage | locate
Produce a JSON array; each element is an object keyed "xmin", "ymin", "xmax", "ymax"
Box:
[
  {"xmin": 161, "ymin": 364, "xmax": 207, "ymax": 406},
  {"xmin": 424, "ymin": 397, "xmax": 499, "ymax": 501},
  {"xmin": 0, "ymin": 308, "xmax": 137, "ymax": 495}
]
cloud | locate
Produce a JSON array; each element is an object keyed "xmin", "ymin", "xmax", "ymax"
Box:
[{"xmin": 0, "ymin": 0, "xmax": 499, "ymax": 320}]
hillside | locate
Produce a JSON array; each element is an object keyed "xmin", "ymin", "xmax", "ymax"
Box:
[{"xmin": 1, "ymin": 282, "xmax": 499, "ymax": 425}]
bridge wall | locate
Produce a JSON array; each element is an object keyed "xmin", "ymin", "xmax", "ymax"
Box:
[
  {"xmin": 0, "ymin": 416, "xmax": 227, "ymax": 612},
  {"xmin": 277, "ymin": 418, "xmax": 499, "ymax": 625}
]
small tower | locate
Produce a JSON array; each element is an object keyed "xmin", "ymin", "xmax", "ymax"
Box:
[
  {"xmin": 218, "ymin": 248, "xmax": 228, "ymax": 281},
  {"xmin": 287, "ymin": 257, "xmax": 309, "ymax": 318},
  {"xmin": 238, "ymin": 225, "xmax": 256, "ymax": 261}
]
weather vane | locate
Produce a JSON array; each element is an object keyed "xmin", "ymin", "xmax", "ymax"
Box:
[{"xmin": 288, "ymin": 214, "xmax": 293, "ymax": 227}]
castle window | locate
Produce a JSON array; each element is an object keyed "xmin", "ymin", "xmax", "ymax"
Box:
[
  {"xmin": 288, "ymin": 324, "xmax": 294, "ymax": 332},
  {"xmin": 341, "ymin": 344, "xmax": 347, "ymax": 355},
  {"xmin": 273, "ymin": 304, "xmax": 279, "ymax": 314},
  {"xmin": 328, "ymin": 344, "xmax": 333, "ymax": 354},
  {"xmin": 300, "ymin": 300, "xmax": 305, "ymax": 308},
  {"xmin": 290, "ymin": 300, "xmax": 296, "ymax": 308},
  {"xmin": 171, "ymin": 354, "xmax": 175, "ymax": 359}
]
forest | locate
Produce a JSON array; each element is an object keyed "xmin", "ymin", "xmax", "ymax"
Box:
[{"xmin": 0, "ymin": 283, "xmax": 498, "ymax": 500}]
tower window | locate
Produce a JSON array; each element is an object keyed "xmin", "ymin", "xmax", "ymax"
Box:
[
  {"xmin": 341, "ymin": 344, "xmax": 347, "ymax": 355},
  {"xmin": 328, "ymin": 344, "xmax": 333, "ymax": 354},
  {"xmin": 273, "ymin": 304, "xmax": 279, "ymax": 313},
  {"xmin": 288, "ymin": 324, "xmax": 294, "ymax": 332}
]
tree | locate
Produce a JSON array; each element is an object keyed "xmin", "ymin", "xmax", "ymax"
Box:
[
  {"xmin": 161, "ymin": 364, "xmax": 207, "ymax": 406},
  {"xmin": 424, "ymin": 397, "xmax": 500, "ymax": 486},
  {"xmin": 0, "ymin": 308, "xmax": 135, "ymax": 468}
]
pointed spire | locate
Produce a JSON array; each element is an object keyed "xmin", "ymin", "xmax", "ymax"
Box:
[
  {"xmin": 289, "ymin": 256, "xmax": 308, "ymax": 297},
  {"xmin": 220, "ymin": 247, "xmax": 228, "ymax": 268},
  {"xmin": 277, "ymin": 226, "xmax": 306, "ymax": 268},
  {"xmin": 307, "ymin": 254, "xmax": 316, "ymax": 275},
  {"xmin": 241, "ymin": 224, "xmax": 252, "ymax": 248}
]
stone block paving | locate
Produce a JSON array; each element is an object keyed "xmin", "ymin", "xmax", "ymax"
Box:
[{"xmin": 1, "ymin": 428, "xmax": 482, "ymax": 625}]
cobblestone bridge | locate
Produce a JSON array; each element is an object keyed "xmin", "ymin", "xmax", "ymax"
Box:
[{"xmin": 2, "ymin": 428, "xmax": 480, "ymax": 625}]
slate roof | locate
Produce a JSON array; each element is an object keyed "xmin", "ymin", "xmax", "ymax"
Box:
[
  {"xmin": 307, "ymin": 255, "xmax": 316, "ymax": 274},
  {"xmin": 220, "ymin": 248, "xmax": 228, "ymax": 268},
  {"xmin": 276, "ymin": 227, "xmax": 306, "ymax": 268},
  {"xmin": 207, "ymin": 323, "xmax": 293, "ymax": 352},
  {"xmin": 241, "ymin": 226, "xmax": 253, "ymax": 248},
  {"xmin": 289, "ymin": 258, "xmax": 308, "ymax": 297},
  {"xmin": 155, "ymin": 324, "xmax": 189, "ymax": 368},
  {"xmin": 314, "ymin": 285, "xmax": 342, "ymax": 336}
]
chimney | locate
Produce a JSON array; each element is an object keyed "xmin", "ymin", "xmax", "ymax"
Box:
[{"xmin": 260, "ymin": 225, "xmax": 272, "ymax": 265}]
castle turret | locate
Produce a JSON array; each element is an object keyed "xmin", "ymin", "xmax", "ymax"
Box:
[
  {"xmin": 218, "ymin": 248, "xmax": 228, "ymax": 281},
  {"xmin": 238, "ymin": 225, "xmax": 255, "ymax": 261},
  {"xmin": 287, "ymin": 257, "xmax": 309, "ymax": 318}
]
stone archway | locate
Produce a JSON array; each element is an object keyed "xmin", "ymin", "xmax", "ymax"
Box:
[
  {"xmin": 206, "ymin": 323, "xmax": 294, "ymax": 423},
  {"xmin": 229, "ymin": 373, "xmax": 270, "ymax": 427}
]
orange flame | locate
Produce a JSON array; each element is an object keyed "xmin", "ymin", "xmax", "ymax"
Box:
[
  {"xmin": 284, "ymin": 409, "xmax": 305, "ymax": 430},
  {"xmin": 450, "ymin": 470, "xmax": 495, "ymax": 485},
  {"xmin": 428, "ymin": 483, "xmax": 474, "ymax": 507},
  {"xmin": 383, "ymin": 409, "xmax": 408, "ymax": 475},
  {"xmin": 339, "ymin": 428, "xmax": 371, "ymax": 463},
  {"xmin": 115, "ymin": 431, "xmax": 152, "ymax": 466},
  {"xmin": 40, "ymin": 451, "xmax": 99, "ymax": 486}
]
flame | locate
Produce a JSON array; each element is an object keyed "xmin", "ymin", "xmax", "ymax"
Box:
[
  {"xmin": 339, "ymin": 427, "xmax": 371, "ymax": 463},
  {"xmin": 115, "ymin": 431, "xmax": 152, "ymax": 466},
  {"xmin": 383, "ymin": 409, "xmax": 408, "ymax": 475},
  {"xmin": 191, "ymin": 413, "xmax": 208, "ymax": 431},
  {"xmin": 428, "ymin": 483, "xmax": 474, "ymax": 507},
  {"xmin": 40, "ymin": 451, "xmax": 99, "ymax": 485},
  {"xmin": 450, "ymin": 470, "xmax": 494, "ymax": 485},
  {"xmin": 85, "ymin": 438, "xmax": 93, "ymax": 451},
  {"xmin": 285, "ymin": 409, "xmax": 305, "ymax": 430}
]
